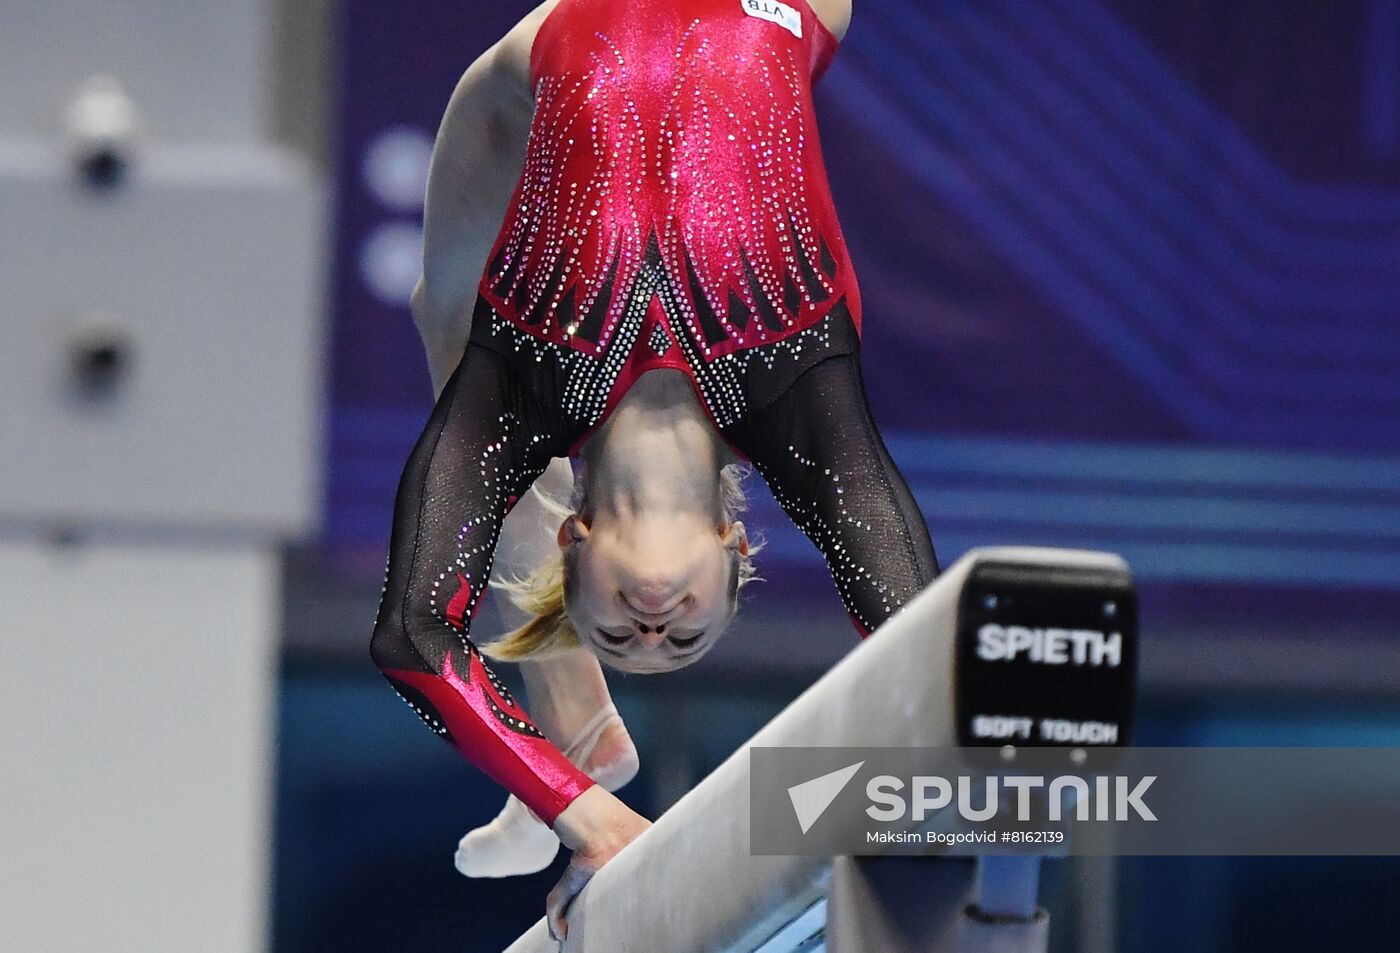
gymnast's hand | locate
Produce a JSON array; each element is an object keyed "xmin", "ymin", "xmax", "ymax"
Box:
[{"xmin": 546, "ymin": 786, "xmax": 651, "ymax": 942}]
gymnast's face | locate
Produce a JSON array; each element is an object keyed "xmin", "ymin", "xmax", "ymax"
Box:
[{"xmin": 558, "ymin": 511, "xmax": 747, "ymax": 673}]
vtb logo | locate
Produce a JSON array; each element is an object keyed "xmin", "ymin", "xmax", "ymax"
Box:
[{"xmin": 741, "ymin": 0, "xmax": 803, "ymax": 39}]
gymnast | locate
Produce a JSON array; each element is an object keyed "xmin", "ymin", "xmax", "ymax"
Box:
[{"xmin": 367, "ymin": 0, "xmax": 938, "ymax": 939}]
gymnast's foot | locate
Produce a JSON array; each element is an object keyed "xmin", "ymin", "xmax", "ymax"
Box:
[
  {"xmin": 572, "ymin": 704, "xmax": 640, "ymax": 792},
  {"xmin": 454, "ymin": 705, "xmax": 638, "ymax": 878}
]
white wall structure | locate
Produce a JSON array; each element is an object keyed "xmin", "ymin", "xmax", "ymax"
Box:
[
  {"xmin": 0, "ymin": 1, "xmax": 324, "ymax": 950},
  {"xmin": 0, "ymin": 542, "xmax": 281, "ymax": 953},
  {"xmin": 0, "ymin": 0, "xmax": 271, "ymax": 142},
  {"xmin": 0, "ymin": 143, "xmax": 323, "ymax": 531}
]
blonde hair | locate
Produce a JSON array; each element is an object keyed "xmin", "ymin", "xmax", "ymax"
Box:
[{"xmin": 482, "ymin": 462, "xmax": 764, "ymax": 662}]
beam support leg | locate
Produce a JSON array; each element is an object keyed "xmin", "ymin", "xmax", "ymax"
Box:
[
  {"xmin": 827, "ymin": 855, "xmax": 1050, "ymax": 953},
  {"xmin": 827, "ymin": 856, "xmax": 975, "ymax": 953}
]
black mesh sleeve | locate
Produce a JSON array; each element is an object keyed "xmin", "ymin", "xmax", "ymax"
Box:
[{"xmin": 368, "ymin": 341, "xmax": 595, "ymax": 825}]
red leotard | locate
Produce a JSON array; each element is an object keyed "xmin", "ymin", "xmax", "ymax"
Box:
[
  {"xmin": 474, "ymin": 0, "xmax": 862, "ymax": 452},
  {"xmin": 372, "ymin": 0, "xmax": 938, "ymax": 829}
]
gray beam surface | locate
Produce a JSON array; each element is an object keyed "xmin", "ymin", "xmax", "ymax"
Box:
[{"xmin": 505, "ymin": 548, "xmax": 1124, "ymax": 952}]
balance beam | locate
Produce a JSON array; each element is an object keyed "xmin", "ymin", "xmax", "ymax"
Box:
[{"xmin": 504, "ymin": 547, "xmax": 1130, "ymax": 952}]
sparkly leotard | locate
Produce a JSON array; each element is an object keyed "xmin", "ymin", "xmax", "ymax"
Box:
[
  {"xmin": 371, "ymin": 0, "xmax": 938, "ymax": 827},
  {"xmin": 473, "ymin": 0, "xmax": 859, "ymax": 447}
]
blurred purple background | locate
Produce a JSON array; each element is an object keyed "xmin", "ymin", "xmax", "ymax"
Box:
[{"xmin": 323, "ymin": 0, "xmax": 1400, "ymax": 639}]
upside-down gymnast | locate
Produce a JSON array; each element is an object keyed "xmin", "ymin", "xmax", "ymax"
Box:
[{"xmin": 368, "ymin": 0, "xmax": 938, "ymax": 939}]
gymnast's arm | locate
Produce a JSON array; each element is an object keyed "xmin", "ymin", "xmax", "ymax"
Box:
[
  {"xmin": 367, "ymin": 340, "xmax": 596, "ymax": 827},
  {"xmin": 368, "ymin": 341, "xmax": 644, "ymax": 936},
  {"xmin": 367, "ymin": 338, "xmax": 648, "ymax": 907}
]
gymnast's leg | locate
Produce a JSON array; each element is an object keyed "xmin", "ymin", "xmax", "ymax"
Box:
[{"xmin": 723, "ymin": 348, "xmax": 939, "ymax": 637}]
